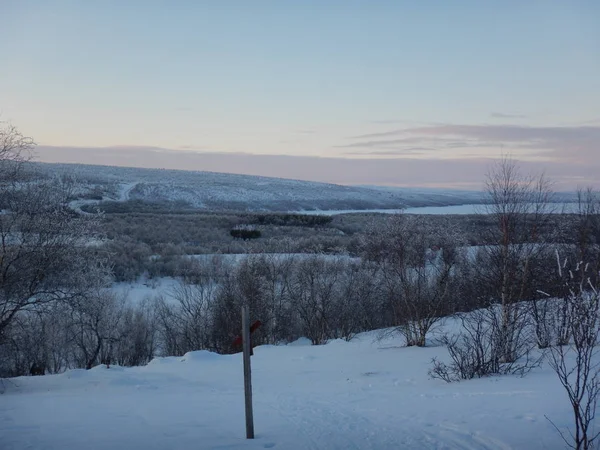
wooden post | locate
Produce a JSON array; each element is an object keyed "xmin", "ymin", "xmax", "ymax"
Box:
[{"xmin": 242, "ymin": 304, "xmax": 254, "ymax": 439}]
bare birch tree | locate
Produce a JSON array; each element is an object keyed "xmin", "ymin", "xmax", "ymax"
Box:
[
  {"xmin": 0, "ymin": 123, "xmax": 110, "ymax": 352},
  {"xmin": 363, "ymin": 214, "xmax": 458, "ymax": 347},
  {"xmin": 479, "ymin": 156, "xmax": 554, "ymax": 362}
]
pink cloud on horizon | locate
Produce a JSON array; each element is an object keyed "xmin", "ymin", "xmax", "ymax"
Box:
[
  {"xmin": 345, "ymin": 124, "xmax": 600, "ymax": 164},
  {"xmin": 33, "ymin": 145, "xmax": 600, "ymax": 191}
]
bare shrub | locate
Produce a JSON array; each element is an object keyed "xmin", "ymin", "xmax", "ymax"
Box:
[
  {"xmin": 335, "ymin": 260, "xmax": 383, "ymax": 341},
  {"xmin": 67, "ymin": 290, "xmax": 127, "ymax": 369},
  {"xmin": 255, "ymin": 254, "xmax": 296, "ymax": 344},
  {"xmin": 363, "ymin": 214, "xmax": 459, "ymax": 347},
  {"xmin": 111, "ymin": 298, "xmax": 158, "ymax": 367},
  {"xmin": 479, "ymin": 156, "xmax": 555, "ymax": 362},
  {"xmin": 430, "ymin": 304, "xmax": 538, "ymax": 382},
  {"xmin": 0, "ymin": 120, "xmax": 34, "ymax": 183},
  {"xmin": 531, "ymin": 251, "xmax": 574, "ymax": 348},
  {"xmin": 545, "ymin": 261, "xmax": 600, "ymax": 450},
  {"xmin": 288, "ymin": 256, "xmax": 344, "ymax": 345},
  {"xmin": 572, "ymin": 188, "xmax": 600, "ymax": 276},
  {"xmin": 171, "ymin": 276, "xmax": 217, "ymax": 352}
]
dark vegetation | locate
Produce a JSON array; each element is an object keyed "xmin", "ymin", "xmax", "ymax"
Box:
[
  {"xmin": 230, "ymin": 228, "xmax": 262, "ymax": 240},
  {"xmin": 96, "ymin": 207, "xmax": 587, "ymax": 283}
]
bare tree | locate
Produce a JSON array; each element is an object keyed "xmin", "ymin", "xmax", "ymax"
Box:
[
  {"xmin": 0, "ymin": 121, "xmax": 112, "ymax": 344},
  {"xmin": 289, "ymin": 256, "xmax": 344, "ymax": 345},
  {"xmin": 479, "ymin": 156, "xmax": 555, "ymax": 362},
  {"xmin": 170, "ymin": 272, "xmax": 217, "ymax": 352},
  {"xmin": 573, "ymin": 187, "xmax": 600, "ymax": 281},
  {"xmin": 529, "ymin": 189, "xmax": 599, "ymax": 349},
  {"xmin": 208, "ymin": 266, "xmax": 241, "ymax": 354},
  {"xmin": 545, "ymin": 260, "xmax": 600, "ymax": 450},
  {"xmin": 431, "ymin": 158, "xmax": 552, "ymax": 381},
  {"xmin": 155, "ymin": 295, "xmax": 185, "ymax": 356},
  {"xmin": 257, "ymin": 254, "xmax": 295, "ymax": 344},
  {"xmin": 336, "ymin": 260, "xmax": 382, "ymax": 341},
  {"xmin": 0, "ymin": 176, "xmax": 109, "ymax": 343},
  {"xmin": 68, "ymin": 290, "xmax": 126, "ymax": 370},
  {"xmin": 112, "ymin": 298, "xmax": 158, "ymax": 367},
  {"xmin": 0, "ymin": 120, "xmax": 34, "ymax": 183},
  {"xmin": 363, "ymin": 214, "xmax": 458, "ymax": 347},
  {"xmin": 532, "ymin": 250, "xmax": 573, "ymax": 348}
]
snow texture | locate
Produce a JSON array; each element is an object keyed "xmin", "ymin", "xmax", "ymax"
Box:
[{"xmin": 0, "ymin": 321, "xmax": 577, "ymax": 450}]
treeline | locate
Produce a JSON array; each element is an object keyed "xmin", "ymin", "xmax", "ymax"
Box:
[
  {"xmin": 0, "ymin": 251, "xmax": 479, "ymax": 375},
  {"xmin": 3, "ymin": 205, "xmax": 597, "ymax": 377},
  {"xmin": 98, "ymin": 209, "xmax": 584, "ymax": 283},
  {"xmin": 251, "ymin": 213, "xmax": 333, "ymax": 227}
]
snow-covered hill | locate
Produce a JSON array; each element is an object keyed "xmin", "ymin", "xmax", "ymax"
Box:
[
  {"xmin": 1, "ymin": 322, "xmax": 575, "ymax": 450},
  {"xmin": 35, "ymin": 162, "xmax": 485, "ymax": 212}
]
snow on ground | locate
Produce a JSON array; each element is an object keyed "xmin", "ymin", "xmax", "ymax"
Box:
[
  {"xmin": 111, "ymin": 277, "xmax": 180, "ymax": 305},
  {"xmin": 118, "ymin": 182, "xmax": 139, "ymax": 201},
  {"xmin": 0, "ymin": 321, "xmax": 579, "ymax": 450}
]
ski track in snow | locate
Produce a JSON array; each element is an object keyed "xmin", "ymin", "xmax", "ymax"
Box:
[
  {"xmin": 118, "ymin": 182, "xmax": 139, "ymax": 201},
  {"xmin": 68, "ymin": 182, "xmax": 139, "ymax": 215},
  {"xmin": 0, "ymin": 328, "xmax": 573, "ymax": 449}
]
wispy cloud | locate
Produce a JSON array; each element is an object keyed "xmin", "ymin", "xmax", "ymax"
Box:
[
  {"xmin": 350, "ymin": 130, "xmax": 407, "ymax": 139},
  {"xmin": 490, "ymin": 112, "xmax": 527, "ymax": 119},
  {"xmin": 338, "ymin": 137, "xmax": 428, "ymax": 149},
  {"xmin": 406, "ymin": 124, "xmax": 600, "ymax": 161},
  {"xmin": 178, "ymin": 144, "xmax": 207, "ymax": 150},
  {"xmin": 408, "ymin": 124, "xmax": 600, "ymax": 142},
  {"xmin": 342, "ymin": 147, "xmax": 437, "ymax": 156},
  {"xmin": 367, "ymin": 120, "xmax": 406, "ymax": 125},
  {"xmin": 342, "ymin": 124, "xmax": 600, "ymax": 163}
]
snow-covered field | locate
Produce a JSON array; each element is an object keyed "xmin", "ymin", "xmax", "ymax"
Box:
[{"xmin": 1, "ymin": 323, "xmax": 577, "ymax": 450}]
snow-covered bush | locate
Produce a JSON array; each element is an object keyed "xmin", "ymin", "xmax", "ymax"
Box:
[
  {"xmin": 539, "ymin": 257, "xmax": 600, "ymax": 450},
  {"xmin": 430, "ymin": 304, "xmax": 538, "ymax": 382}
]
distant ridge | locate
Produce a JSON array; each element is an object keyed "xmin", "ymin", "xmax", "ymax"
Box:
[{"xmin": 35, "ymin": 161, "xmax": 487, "ymax": 212}]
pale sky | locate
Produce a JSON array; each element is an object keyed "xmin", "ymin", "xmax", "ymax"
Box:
[{"xmin": 1, "ymin": 1, "xmax": 599, "ymax": 188}]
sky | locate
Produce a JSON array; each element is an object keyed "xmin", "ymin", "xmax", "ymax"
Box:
[{"xmin": 1, "ymin": 1, "xmax": 599, "ymax": 189}]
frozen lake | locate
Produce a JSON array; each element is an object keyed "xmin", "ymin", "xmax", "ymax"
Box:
[
  {"xmin": 294, "ymin": 203, "xmax": 579, "ymax": 216},
  {"xmin": 292, "ymin": 205, "xmax": 480, "ymax": 216}
]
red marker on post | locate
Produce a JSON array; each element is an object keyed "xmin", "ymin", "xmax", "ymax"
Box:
[{"xmin": 233, "ymin": 320, "xmax": 262, "ymax": 354}]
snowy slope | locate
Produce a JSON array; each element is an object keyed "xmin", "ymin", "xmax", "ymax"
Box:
[
  {"xmin": 34, "ymin": 162, "xmax": 485, "ymax": 212},
  {"xmin": 1, "ymin": 323, "xmax": 577, "ymax": 450}
]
